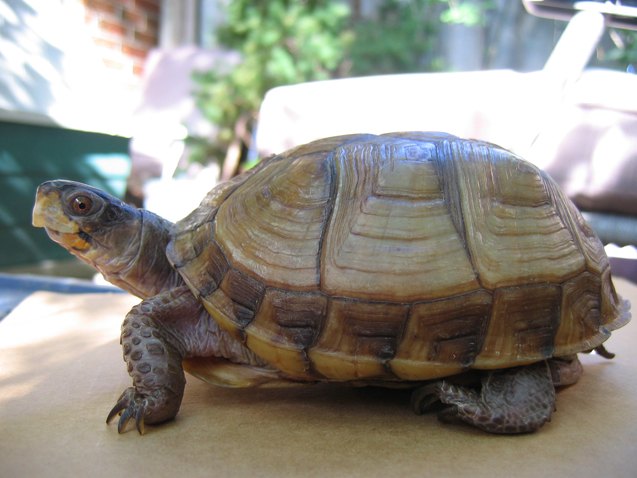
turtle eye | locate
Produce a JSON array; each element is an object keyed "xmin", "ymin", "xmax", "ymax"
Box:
[{"xmin": 70, "ymin": 195, "xmax": 94, "ymax": 215}]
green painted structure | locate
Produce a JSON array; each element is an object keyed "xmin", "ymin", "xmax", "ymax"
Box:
[{"xmin": 1, "ymin": 120, "xmax": 130, "ymax": 267}]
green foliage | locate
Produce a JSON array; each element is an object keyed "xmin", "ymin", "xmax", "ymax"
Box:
[
  {"xmin": 601, "ymin": 29, "xmax": 637, "ymax": 71},
  {"xmin": 346, "ymin": 0, "xmax": 443, "ymax": 76},
  {"xmin": 440, "ymin": 0, "xmax": 492, "ymax": 26},
  {"xmin": 192, "ymin": 0, "xmax": 351, "ymax": 164},
  {"xmin": 191, "ymin": 0, "xmax": 497, "ymax": 168},
  {"xmin": 346, "ymin": 1, "xmax": 494, "ymax": 76}
]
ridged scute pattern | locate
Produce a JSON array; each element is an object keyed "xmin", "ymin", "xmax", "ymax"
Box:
[
  {"xmin": 167, "ymin": 133, "xmax": 630, "ymax": 383},
  {"xmin": 215, "ymin": 153, "xmax": 333, "ymax": 290}
]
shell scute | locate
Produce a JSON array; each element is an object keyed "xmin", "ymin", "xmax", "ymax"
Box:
[
  {"xmin": 555, "ymin": 271, "xmax": 603, "ymax": 354},
  {"xmin": 320, "ymin": 138, "xmax": 479, "ymax": 302},
  {"xmin": 474, "ymin": 284, "xmax": 562, "ymax": 369},
  {"xmin": 169, "ymin": 225, "xmax": 229, "ymax": 298},
  {"xmin": 214, "ymin": 152, "xmax": 334, "ymax": 291},
  {"xmin": 391, "ymin": 290, "xmax": 492, "ymax": 380},
  {"xmin": 245, "ymin": 289, "xmax": 328, "ymax": 378},
  {"xmin": 309, "ymin": 299, "xmax": 409, "ymax": 380},
  {"xmin": 543, "ymin": 173, "xmax": 609, "ymax": 276},
  {"xmin": 219, "ymin": 268, "xmax": 265, "ymax": 327},
  {"xmin": 449, "ymin": 140, "xmax": 586, "ymax": 289}
]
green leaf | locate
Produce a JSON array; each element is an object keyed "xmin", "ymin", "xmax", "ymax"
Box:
[{"xmin": 440, "ymin": 3, "xmax": 484, "ymax": 26}]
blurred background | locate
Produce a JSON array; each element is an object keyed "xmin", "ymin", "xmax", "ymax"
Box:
[{"xmin": 1, "ymin": 0, "xmax": 637, "ymax": 307}]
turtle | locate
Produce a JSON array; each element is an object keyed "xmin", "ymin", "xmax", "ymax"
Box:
[{"xmin": 32, "ymin": 132, "xmax": 630, "ymax": 435}]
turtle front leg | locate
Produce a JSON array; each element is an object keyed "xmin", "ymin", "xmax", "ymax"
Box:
[
  {"xmin": 107, "ymin": 286, "xmax": 198, "ymax": 434},
  {"xmin": 411, "ymin": 361, "xmax": 556, "ymax": 434}
]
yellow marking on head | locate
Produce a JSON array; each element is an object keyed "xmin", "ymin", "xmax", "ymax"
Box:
[
  {"xmin": 59, "ymin": 232, "xmax": 91, "ymax": 251},
  {"xmin": 32, "ymin": 188, "xmax": 79, "ymax": 233}
]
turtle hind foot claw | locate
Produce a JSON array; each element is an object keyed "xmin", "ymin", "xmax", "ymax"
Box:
[
  {"xmin": 106, "ymin": 387, "xmax": 147, "ymax": 435},
  {"xmin": 410, "ymin": 383, "xmax": 446, "ymax": 415}
]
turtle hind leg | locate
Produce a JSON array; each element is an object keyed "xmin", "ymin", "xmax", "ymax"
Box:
[
  {"xmin": 548, "ymin": 355, "xmax": 583, "ymax": 387},
  {"xmin": 411, "ymin": 361, "xmax": 556, "ymax": 434}
]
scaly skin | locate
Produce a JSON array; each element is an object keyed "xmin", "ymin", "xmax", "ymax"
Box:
[
  {"xmin": 411, "ymin": 359, "xmax": 583, "ymax": 434},
  {"xmin": 33, "ymin": 180, "xmax": 260, "ymax": 434},
  {"xmin": 106, "ymin": 287, "xmax": 193, "ymax": 433},
  {"xmin": 32, "ymin": 180, "xmax": 182, "ymax": 299}
]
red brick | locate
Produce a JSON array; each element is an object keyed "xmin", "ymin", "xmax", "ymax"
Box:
[
  {"xmin": 135, "ymin": 0, "xmax": 160, "ymax": 15},
  {"xmin": 84, "ymin": 0, "xmax": 120, "ymax": 16},
  {"xmin": 122, "ymin": 43, "xmax": 148, "ymax": 60},
  {"xmin": 134, "ymin": 30, "xmax": 158, "ymax": 47},
  {"xmin": 99, "ymin": 18, "xmax": 127, "ymax": 37},
  {"xmin": 122, "ymin": 8, "xmax": 145, "ymax": 29},
  {"xmin": 94, "ymin": 37, "xmax": 120, "ymax": 51}
]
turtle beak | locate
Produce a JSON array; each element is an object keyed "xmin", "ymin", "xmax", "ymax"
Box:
[
  {"xmin": 32, "ymin": 181, "xmax": 79, "ymax": 233},
  {"xmin": 33, "ymin": 181, "xmax": 92, "ymax": 252}
]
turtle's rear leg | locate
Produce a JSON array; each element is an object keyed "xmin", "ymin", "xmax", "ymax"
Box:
[
  {"xmin": 548, "ymin": 355, "xmax": 584, "ymax": 387},
  {"xmin": 412, "ymin": 361, "xmax": 559, "ymax": 434}
]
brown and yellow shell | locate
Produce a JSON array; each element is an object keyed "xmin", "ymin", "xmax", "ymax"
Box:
[{"xmin": 167, "ymin": 132, "xmax": 630, "ymax": 382}]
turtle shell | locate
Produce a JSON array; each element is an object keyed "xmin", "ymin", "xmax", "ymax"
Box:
[{"xmin": 167, "ymin": 132, "xmax": 630, "ymax": 382}]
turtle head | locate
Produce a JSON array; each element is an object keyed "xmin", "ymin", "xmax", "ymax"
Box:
[
  {"xmin": 33, "ymin": 179, "xmax": 140, "ymax": 261},
  {"xmin": 33, "ymin": 180, "xmax": 177, "ymax": 298}
]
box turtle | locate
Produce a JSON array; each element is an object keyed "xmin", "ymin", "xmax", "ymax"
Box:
[{"xmin": 32, "ymin": 132, "xmax": 630, "ymax": 434}]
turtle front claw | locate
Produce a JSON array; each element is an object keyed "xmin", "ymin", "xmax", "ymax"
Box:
[
  {"xmin": 107, "ymin": 387, "xmax": 148, "ymax": 434},
  {"xmin": 106, "ymin": 384, "xmax": 183, "ymax": 434}
]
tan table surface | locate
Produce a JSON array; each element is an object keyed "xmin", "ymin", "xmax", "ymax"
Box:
[{"xmin": 1, "ymin": 279, "xmax": 636, "ymax": 478}]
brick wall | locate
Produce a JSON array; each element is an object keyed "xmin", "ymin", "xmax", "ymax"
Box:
[{"xmin": 82, "ymin": 0, "xmax": 161, "ymax": 84}]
